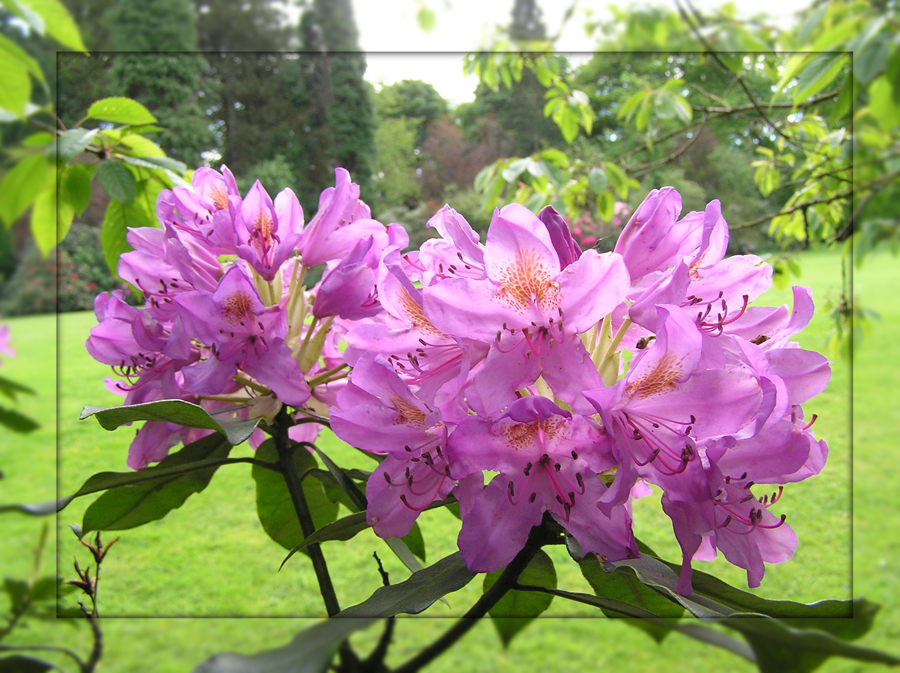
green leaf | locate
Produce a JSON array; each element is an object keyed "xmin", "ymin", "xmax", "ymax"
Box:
[
  {"xmin": 828, "ymin": 80, "xmax": 853, "ymax": 126},
  {"xmin": 62, "ymin": 164, "xmax": 96, "ymax": 217},
  {"xmin": 402, "ymin": 521, "xmax": 426, "ymax": 563},
  {"xmin": 559, "ymin": 106, "xmax": 579, "ymax": 143},
  {"xmin": 416, "ymin": 4, "xmax": 435, "ymax": 32},
  {"xmin": 99, "ymin": 196, "xmax": 154, "ymax": 277},
  {"xmin": 17, "ymin": 0, "xmax": 86, "ymax": 51},
  {"xmin": 22, "ymin": 132, "xmax": 53, "ymax": 147},
  {"xmin": 0, "ymin": 405, "xmax": 38, "ymax": 433},
  {"xmin": 307, "ymin": 444, "xmax": 367, "ymax": 511},
  {"xmin": 0, "ymin": 655, "xmax": 58, "ymax": 672},
  {"xmin": 57, "ymin": 128, "xmax": 98, "ymax": 163},
  {"xmin": 30, "ymin": 165, "xmax": 71, "ymax": 256},
  {"xmin": 193, "ymin": 617, "xmax": 376, "ymax": 673},
  {"xmin": 732, "ymin": 614, "xmax": 900, "ymax": 673},
  {"xmin": 87, "ymin": 97, "xmax": 156, "ymax": 126},
  {"xmin": 795, "ymin": 54, "xmax": 849, "ymax": 103},
  {"xmin": 0, "ymin": 32, "xmax": 46, "ymax": 86},
  {"xmin": 869, "ymin": 74, "xmax": 900, "ymax": 133},
  {"xmin": 120, "ymin": 154, "xmax": 186, "ymax": 174},
  {"xmin": 0, "ymin": 154, "xmax": 49, "ymax": 227},
  {"xmin": 252, "ymin": 440, "xmax": 338, "ymax": 551},
  {"xmin": 855, "ymin": 34, "xmax": 891, "ymax": 86},
  {"xmin": 97, "ymin": 160, "xmax": 136, "ymax": 203},
  {"xmin": 339, "ymin": 552, "xmax": 475, "ymax": 617},
  {"xmin": 81, "ymin": 433, "xmax": 232, "ymax": 533},
  {"xmin": 485, "ymin": 549, "xmax": 556, "ymax": 647},
  {"xmin": 0, "ymin": 499, "xmax": 62, "ymax": 516},
  {"xmin": 0, "ymin": 46, "xmax": 30, "ymax": 116},
  {"xmin": 0, "ymin": 374, "xmax": 35, "ymax": 400},
  {"xmin": 579, "ymin": 555, "xmax": 683, "ymax": 643},
  {"xmin": 587, "ymin": 167, "xmax": 608, "ymax": 195},
  {"xmin": 501, "ymin": 158, "xmax": 530, "ymax": 184},
  {"xmin": 81, "ymin": 400, "xmax": 261, "ymax": 446},
  {"xmin": 597, "ymin": 190, "xmax": 615, "ymax": 222},
  {"xmin": 279, "ymin": 511, "xmax": 369, "ymax": 570}
]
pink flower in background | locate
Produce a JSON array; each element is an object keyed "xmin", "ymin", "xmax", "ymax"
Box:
[{"xmin": 0, "ymin": 323, "xmax": 14, "ymax": 362}]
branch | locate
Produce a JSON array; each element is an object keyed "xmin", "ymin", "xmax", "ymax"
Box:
[
  {"xmin": 271, "ymin": 407, "xmax": 341, "ymax": 617},
  {"xmin": 691, "ymin": 88, "xmax": 841, "ymax": 114},
  {"xmin": 631, "ymin": 114, "xmax": 709, "ymax": 178},
  {"xmin": 392, "ymin": 523, "xmax": 554, "ymax": 673},
  {"xmin": 730, "ymin": 190, "xmax": 853, "ymax": 230}
]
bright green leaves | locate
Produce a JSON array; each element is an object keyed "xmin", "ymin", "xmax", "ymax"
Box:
[
  {"xmin": 484, "ymin": 549, "xmax": 556, "ymax": 647},
  {"xmin": 252, "ymin": 440, "xmax": 339, "ymax": 552},
  {"xmin": 31, "ymin": 161, "xmax": 73, "ymax": 256},
  {"xmin": 415, "ymin": 2, "xmax": 436, "ymax": 32},
  {"xmin": 544, "ymin": 85, "xmax": 593, "ymax": 143},
  {"xmin": 617, "ymin": 79, "xmax": 691, "ymax": 133},
  {"xmin": 82, "ymin": 400, "xmax": 262, "ymax": 446},
  {"xmin": 0, "ymin": 154, "xmax": 49, "ymax": 228},
  {"xmin": 81, "ymin": 433, "xmax": 232, "ymax": 534},
  {"xmin": 87, "ymin": 97, "xmax": 157, "ymax": 126},
  {"xmin": 0, "ymin": 42, "xmax": 33, "ymax": 117},
  {"xmin": 5, "ymin": 0, "xmax": 86, "ymax": 51}
]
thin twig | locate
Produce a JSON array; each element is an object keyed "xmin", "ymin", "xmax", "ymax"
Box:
[
  {"xmin": 730, "ymin": 189, "xmax": 853, "ymax": 230},
  {"xmin": 393, "ymin": 523, "xmax": 555, "ymax": 673}
]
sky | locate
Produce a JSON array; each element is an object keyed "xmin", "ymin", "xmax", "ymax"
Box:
[{"xmin": 353, "ymin": 0, "xmax": 809, "ymax": 106}]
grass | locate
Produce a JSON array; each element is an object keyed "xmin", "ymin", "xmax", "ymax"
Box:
[{"xmin": 0, "ymin": 248, "xmax": 896, "ymax": 672}]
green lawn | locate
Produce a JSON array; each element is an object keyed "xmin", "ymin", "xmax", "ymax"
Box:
[{"xmin": 0, "ymin": 248, "xmax": 896, "ymax": 672}]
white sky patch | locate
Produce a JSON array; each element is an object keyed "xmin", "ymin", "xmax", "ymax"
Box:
[{"xmin": 353, "ymin": 0, "xmax": 808, "ymax": 106}]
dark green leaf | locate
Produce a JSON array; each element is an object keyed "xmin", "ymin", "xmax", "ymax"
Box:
[
  {"xmin": 338, "ymin": 552, "xmax": 474, "ymax": 617},
  {"xmin": 580, "ymin": 555, "xmax": 683, "ymax": 643},
  {"xmin": 81, "ymin": 400, "xmax": 260, "ymax": 446},
  {"xmin": 97, "ymin": 160, "xmax": 136, "ymax": 203},
  {"xmin": 0, "ymin": 499, "xmax": 63, "ymax": 516},
  {"xmin": 307, "ymin": 469, "xmax": 360, "ymax": 512},
  {"xmin": 0, "ymin": 154, "xmax": 48, "ymax": 228},
  {"xmin": 484, "ymin": 549, "xmax": 556, "ymax": 647},
  {"xmin": 57, "ymin": 128, "xmax": 98, "ymax": 163},
  {"xmin": 252, "ymin": 440, "xmax": 338, "ymax": 551},
  {"xmin": 99, "ymin": 197, "xmax": 154, "ymax": 277},
  {"xmin": 192, "ymin": 617, "xmax": 376, "ymax": 673},
  {"xmin": 82, "ymin": 433, "xmax": 232, "ymax": 532},
  {"xmin": 87, "ymin": 97, "xmax": 156, "ymax": 126},
  {"xmin": 402, "ymin": 521, "xmax": 426, "ymax": 563},
  {"xmin": 307, "ymin": 444, "xmax": 367, "ymax": 511},
  {"xmin": 0, "ymin": 655, "xmax": 59, "ymax": 672},
  {"xmin": 0, "ymin": 405, "xmax": 39, "ymax": 433},
  {"xmin": 0, "ymin": 374, "xmax": 35, "ymax": 401},
  {"xmin": 730, "ymin": 613, "xmax": 900, "ymax": 673},
  {"xmin": 62, "ymin": 164, "xmax": 96, "ymax": 217},
  {"xmin": 279, "ymin": 511, "xmax": 369, "ymax": 570},
  {"xmin": 4, "ymin": 577, "xmax": 29, "ymax": 612}
]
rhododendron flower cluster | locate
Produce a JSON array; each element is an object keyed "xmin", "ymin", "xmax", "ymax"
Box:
[{"xmin": 88, "ymin": 167, "xmax": 829, "ymax": 594}]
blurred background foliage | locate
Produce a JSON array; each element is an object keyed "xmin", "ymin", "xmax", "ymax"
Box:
[{"xmin": 3, "ymin": 0, "xmax": 893, "ymax": 331}]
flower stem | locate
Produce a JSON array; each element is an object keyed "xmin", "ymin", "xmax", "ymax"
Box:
[
  {"xmin": 271, "ymin": 407, "xmax": 341, "ymax": 617},
  {"xmin": 392, "ymin": 522, "xmax": 552, "ymax": 673}
]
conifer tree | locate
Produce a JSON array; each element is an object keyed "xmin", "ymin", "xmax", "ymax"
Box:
[
  {"xmin": 105, "ymin": 0, "xmax": 215, "ymax": 164},
  {"xmin": 291, "ymin": 0, "xmax": 376, "ymax": 207}
]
